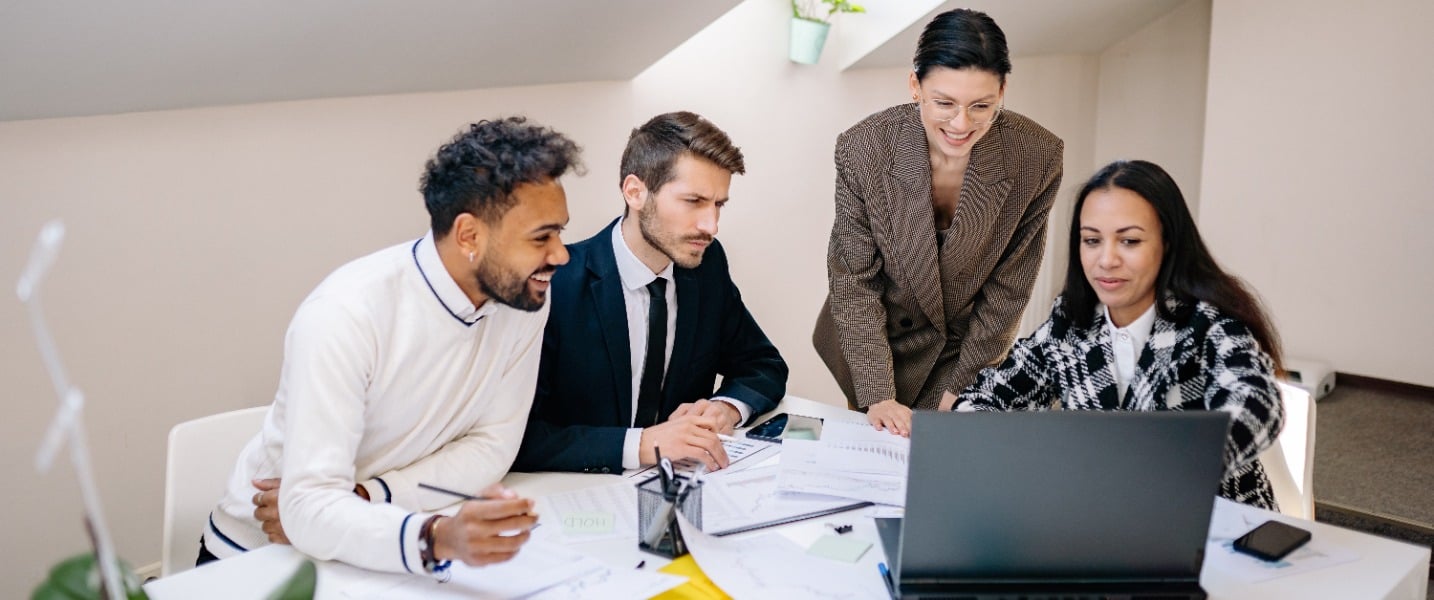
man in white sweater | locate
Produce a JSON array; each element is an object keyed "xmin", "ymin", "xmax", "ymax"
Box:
[{"xmin": 200, "ymin": 117, "xmax": 580, "ymax": 576}]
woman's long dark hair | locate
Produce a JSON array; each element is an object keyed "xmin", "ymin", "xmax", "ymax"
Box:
[{"xmin": 1062, "ymin": 160, "xmax": 1283, "ymax": 371}]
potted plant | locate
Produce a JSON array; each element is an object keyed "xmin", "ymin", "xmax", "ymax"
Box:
[{"xmin": 789, "ymin": 0, "xmax": 865, "ymax": 64}]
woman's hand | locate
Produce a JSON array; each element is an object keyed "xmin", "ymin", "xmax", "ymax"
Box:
[
  {"xmin": 939, "ymin": 390, "xmax": 958, "ymax": 411},
  {"xmin": 866, "ymin": 399, "xmax": 912, "ymax": 437}
]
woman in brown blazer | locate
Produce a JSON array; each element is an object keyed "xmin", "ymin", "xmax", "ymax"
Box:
[{"xmin": 813, "ymin": 8, "xmax": 1064, "ymax": 435}]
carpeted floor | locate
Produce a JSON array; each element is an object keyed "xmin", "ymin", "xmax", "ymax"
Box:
[{"xmin": 1310, "ymin": 380, "xmax": 1434, "ymax": 597}]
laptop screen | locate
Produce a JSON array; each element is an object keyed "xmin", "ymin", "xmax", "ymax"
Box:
[{"xmin": 897, "ymin": 411, "xmax": 1229, "ymax": 583}]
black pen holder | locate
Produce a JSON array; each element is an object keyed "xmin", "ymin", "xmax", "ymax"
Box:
[{"xmin": 636, "ymin": 473, "xmax": 704, "ymax": 558}]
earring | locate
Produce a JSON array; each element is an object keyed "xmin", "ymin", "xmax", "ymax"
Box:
[{"xmin": 468, "ymin": 251, "xmax": 475, "ymax": 263}]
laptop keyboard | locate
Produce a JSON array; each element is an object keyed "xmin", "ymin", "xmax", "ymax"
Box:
[{"xmin": 908, "ymin": 595, "xmax": 1200, "ymax": 600}]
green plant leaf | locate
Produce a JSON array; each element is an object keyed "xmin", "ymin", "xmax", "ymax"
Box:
[
  {"xmin": 30, "ymin": 554, "xmax": 148, "ymax": 600},
  {"xmin": 264, "ymin": 560, "xmax": 317, "ymax": 600}
]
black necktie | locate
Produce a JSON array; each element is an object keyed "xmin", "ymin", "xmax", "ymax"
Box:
[{"xmin": 635, "ymin": 278, "xmax": 668, "ymax": 428}]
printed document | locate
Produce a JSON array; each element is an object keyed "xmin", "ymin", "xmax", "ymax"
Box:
[
  {"xmin": 776, "ymin": 419, "xmax": 910, "ymax": 506},
  {"xmin": 701, "ymin": 464, "xmax": 868, "ymax": 535}
]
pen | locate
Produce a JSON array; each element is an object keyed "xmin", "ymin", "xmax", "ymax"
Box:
[
  {"xmin": 643, "ymin": 496, "xmax": 678, "ymax": 547},
  {"xmin": 878, "ymin": 562, "xmax": 895, "ymax": 597},
  {"xmin": 678, "ymin": 463, "xmax": 706, "ymax": 504},
  {"xmin": 418, "ymin": 483, "xmax": 542, "ymax": 531},
  {"xmin": 658, "ymin": 457, "xmax": 676, "ymax": 497},
  {"xmin": 418, "ymin": 482, "xmax": 496, "ymax": 501}
]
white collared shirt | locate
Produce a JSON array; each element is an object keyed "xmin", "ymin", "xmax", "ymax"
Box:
[
  {"xmin": 613, "ymin": 219, "xmax": 750, "ymax": 469},
  {"xmin": 1104, "ymin": 303, "xmax": 1157, "ymax": 402}
]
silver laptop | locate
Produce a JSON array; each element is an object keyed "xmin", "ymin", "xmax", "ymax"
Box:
[{"xmin": 877, "ymin": 411, "xmax": 1230, "ymax": 600}]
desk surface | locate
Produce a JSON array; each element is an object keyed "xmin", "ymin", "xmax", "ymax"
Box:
[{"xmin": 146, "ymin": 396, "xmax": 1430, "ymax": 600}]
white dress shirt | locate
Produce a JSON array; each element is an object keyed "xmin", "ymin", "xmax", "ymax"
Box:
[
  {"xmin": 1104, "ymin": 303, "xmax": 1157, "ymax": 402},
  {"xmin": 613, "ymin": 219, "xmax": 751, "ymax": 469}
]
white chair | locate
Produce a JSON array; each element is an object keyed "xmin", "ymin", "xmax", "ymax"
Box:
[
  {"xmin": 1258, "ymin": 382, "xmax": 1317, "ymax": 519},
  {"xmin": 161, "ymin": 406, "xmax": 268, "ymax": 577}
]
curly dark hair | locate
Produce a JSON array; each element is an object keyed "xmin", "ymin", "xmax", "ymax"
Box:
[{"xmin": 420, "ymin": 117, "xmax": 583, "ymax": 237}]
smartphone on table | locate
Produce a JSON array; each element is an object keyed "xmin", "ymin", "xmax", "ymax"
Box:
[
  {"xmin": 1232, "ymin": 520, "xmax": 1312, "ymax": 561},
  {"xmin": 744, "ymin": 413, "xmax": 823, "ymax": 443}
]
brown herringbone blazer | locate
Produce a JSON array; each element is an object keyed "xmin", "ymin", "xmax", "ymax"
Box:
[{"xmin": 813, "ymin": 103, "xmax": 1063, "ymax": 410}]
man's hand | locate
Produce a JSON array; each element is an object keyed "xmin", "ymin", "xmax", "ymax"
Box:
[
  {"xmin": 638, "ymin": 414, "xmax": 730, "ymax": 470},
  {"xmin": 669, "ymin": 399, "xmax": 741, "ymax": 434},
  {"xmin": 251, "ymin": 477, "xmax": 371, "ymax": 545},
  {"xmin": 251, "ymin": 478, "xmax": 289, "ymax": 544},
  {"xmin": 866, "ymin": 399, "xmax": 912, "ymax": 437},
  {"xmin": 431, "ymin": 489, "xmax": 538, "ymax": 567}
]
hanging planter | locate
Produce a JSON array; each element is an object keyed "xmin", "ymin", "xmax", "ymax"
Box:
[
  {"xmin": 789, "ymin": 18, "xmax": 831, "ymax": 65},
  {"xmin": 789, "ymin": 0, "xmax": 864, "ymax": 65}
]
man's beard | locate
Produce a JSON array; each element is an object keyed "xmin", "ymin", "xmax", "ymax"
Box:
[
  {"xmin": 638, "ymin": 196, "xmax": 712, "ymax": 269},
  {"xmin": 475, "ymin": 249, "xmax": 549, "ymax": 312}
]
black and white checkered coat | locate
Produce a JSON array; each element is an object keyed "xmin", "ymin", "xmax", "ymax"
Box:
[{"xmin": 959, "ymin": 295, "xmax": 1284, "ymax": 510}]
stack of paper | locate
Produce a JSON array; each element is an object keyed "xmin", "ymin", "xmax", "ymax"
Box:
[{"xmin": 775, "ymin": 419, "xmax": 910, "ymax": 506}]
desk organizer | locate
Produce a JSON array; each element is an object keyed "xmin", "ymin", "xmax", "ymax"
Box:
[{"xmin": 636, "ymin": 473, "xmax": 704, "ymax": 558}]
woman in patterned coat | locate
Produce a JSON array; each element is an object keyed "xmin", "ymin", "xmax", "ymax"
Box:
[
  {"xmin": 957, "ymin": 160, "xmax": 1285, "ymax": 509},
  {"xmin": 813, "ymin": 9, "xmax": 1064, "ymax": 436}
]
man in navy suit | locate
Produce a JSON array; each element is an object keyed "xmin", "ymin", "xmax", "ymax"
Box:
[{"xmin": 513, "ymin": 112, "xmax": 787, "ymax": 474}]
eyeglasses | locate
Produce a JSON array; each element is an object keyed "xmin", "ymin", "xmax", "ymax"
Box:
[{"xmin": 920, "ymin": 96, "xmax": 1003, "ymax": 127}]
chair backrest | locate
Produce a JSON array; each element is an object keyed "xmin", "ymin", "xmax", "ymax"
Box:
[
  {"xmin": 1258, "ymin": 382, "xmax": 1317, "ymax": 519},
  {"xmin": 161, "ymin": 406, "xmax": 268, "ymax": 577}
]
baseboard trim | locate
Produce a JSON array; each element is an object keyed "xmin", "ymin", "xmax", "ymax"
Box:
[
  {"xmin": 1314, "ymin": 500, "xmax": 1434, "ymax": 580},
  {"xmin": 1334, "ymin": 372, "xmax": 1434, "ymax": 402},
  {"xmin": 1316, "ymin": 500, "xmax": 1434, "ymax": 537},
  {"xmin": 135, "ymin": 560, "xmax": 161, "ymax": 583}
]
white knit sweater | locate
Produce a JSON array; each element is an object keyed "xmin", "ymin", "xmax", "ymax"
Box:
[{"xmin": 205, "ymin": 231, "xmax": 546, "ymax": 574}]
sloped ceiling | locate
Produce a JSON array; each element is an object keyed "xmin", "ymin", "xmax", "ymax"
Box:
[
  {"xmin": 0, "ymin": 0, "xmax": 743, "ymax": 121},
  {"xmin": 0, "ymin": 0, "xmax": 1189, "ymax": 123},
  {"xmin": 848, "ymin": 0, "xmax": 1186, "ymax": 68}
]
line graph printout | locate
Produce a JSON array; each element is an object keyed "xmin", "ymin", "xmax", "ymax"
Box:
[
  {"xmin": 775, "ymin": 419, "xmax": 910, "ymax": 506},
  {"xmin": 701, "ymin": 464, "xmax": 866, "ymax": 534}
]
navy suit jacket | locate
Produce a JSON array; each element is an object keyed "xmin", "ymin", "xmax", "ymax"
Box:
[{"xmin": 513, "ymin": 220, "xmax": 787, "ymax": 473}]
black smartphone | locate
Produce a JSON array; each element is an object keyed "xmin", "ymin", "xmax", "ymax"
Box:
[
  {"xmin": 745, "ymin": 413, "xmax": 823, "ymax": 443},
  {"xmin": 1232, "ymin": 520, "xmax": 1312, "ymax": 562}
]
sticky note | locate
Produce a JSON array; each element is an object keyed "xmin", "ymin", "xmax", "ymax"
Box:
[
  {"xmin": 560, "ymin": 511, "xmax": 615, "ymax": 535},
  {"xmin": 806, "ymin": 534, "xmax": 872, "ymax": 563}
]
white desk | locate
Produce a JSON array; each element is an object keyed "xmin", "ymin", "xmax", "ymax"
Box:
[{"xmin": 146, "ymin": 396, "xmax": 1430, "ymax": 600}]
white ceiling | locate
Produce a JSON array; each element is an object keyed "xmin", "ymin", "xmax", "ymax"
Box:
[
  {"xmin": 848, "ymin": 0, "xmax": 1187, "ymax": 69},
  {"xmin": 0, "ymin": 1, "xmax": 743, "ymax": 122},
  {"xmin": 0, "ymin": 0, "xmax": 1188, "ymax": 123}
]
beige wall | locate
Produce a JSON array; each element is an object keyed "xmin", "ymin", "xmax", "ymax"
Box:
[
  {"xmin": 1004, "ymin": 54, "xmax": 1101, "ymax": 334},
  {"xmin": 1200, "ymin": 0, "xmax": 1434, "ymax": 385},
  {"xmin": 0, "ymin": 83, "xmax": 639, "ymax": 595},
  {"xmin": 0, "ymin": 0, "xmax": 1215, "ymax": 594},
  {"xmin": 1096, "ymin": 0, "xmax": 1211, "ymax": 214}
]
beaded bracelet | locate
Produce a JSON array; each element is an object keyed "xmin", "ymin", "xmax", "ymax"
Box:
[{"xmin": 418, "ymin": 515, "xmax": 452, "ymax": 575}]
